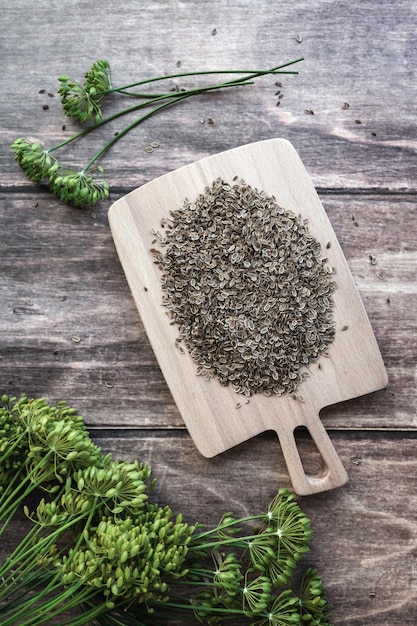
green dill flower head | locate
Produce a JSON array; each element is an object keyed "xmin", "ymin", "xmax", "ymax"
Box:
[
  {"xmin": 11, "ymin": 396, "xmax": 103, "ymax": 484},
  {"xmin": 61, "ymin": 506, "xmax": 193, "ymax": 607},
  {"xmin": 252, "ymin": 589, "xmax": 300, "ymax": 626},
  {"xmin": 242, "ymin": 575, "xmax": 272, "ymax": 616},
  {"xmin": 74, "ymin": 459, "xmax": 150, "ymax": 515},
  {"xmin": 58, "ymin": 60, "xmax": 111, "ymax": 123},
  {"xmin": 10, "ymin": 138, "xmax": 58, "ymax": 183},
  {"xmin": 84, "ymin": 60, "xmax": 112, "ymax": 97},
  {"xmin": 297, "ymin": 568, "xmax": 333, "ymax": 625},
  {"xmin": 0, "ymin": 395, "xmax": 31, "ymax": 490},
  {"xmin": 48, "ymin": 167, "xmax": 109, "ymax": 207}
]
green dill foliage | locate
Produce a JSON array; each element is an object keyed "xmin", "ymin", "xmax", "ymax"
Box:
[
  {"xmin": 10, "ymin": 57, "xmax": 303, "ymax": 208},
  {"xmin": 0, "ymin": 394, "xmax": 332, "ymax": 626}
]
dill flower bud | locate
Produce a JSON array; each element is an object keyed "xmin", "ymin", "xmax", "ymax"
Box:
[
  {"xmin": 58, "ymin": 60, "xmax": 111, "ymax": 123},
  {"xmin": 48, "ymin": 167, "xmax": 109, "ymax": 207},
  {"xmin": 252, "ymin": 589, "xmax": 300, "ymax": 626},
  {"xmin": 10, "ymin": 138, "xmax": 58, "ymax": 183},
  {"xmin": 297, "ymin": 568, "xmax": 332, "ymax": 625},
  {"xmin": 242, "ymin": 575, "xmax": 272, "ymax": 615}
]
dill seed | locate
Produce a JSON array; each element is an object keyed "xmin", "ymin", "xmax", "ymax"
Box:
[
  {"xmin": 71, "ymin": 335, "xmax": 81, "ymax": 343},
  {"xmin": 207, "ymin": 116, "xmax": 214, "ymax": 124},
  {"xmin": 151, "ymin": 141, "xmax": 160, "ymax": 148},
  {"xmin": 105, "ymin": 381, "xmax": 114, "ymax": 388},
  {"xmin": 144, "ymin": 146, "xmax": 154, "ymax": 153},
  {"xmin": 341, "ymin": 325, "xmax": 348, "ymax": 331},
  {"xmin": 152, "ymin": 178, "xmax": 336, "ymax": 396}
]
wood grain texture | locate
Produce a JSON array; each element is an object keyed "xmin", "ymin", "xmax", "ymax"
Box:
[
  {"xmin": 0, "ymin": 191, "xmax": 413, "ymax": 431},
  {"xmin": 1, "ymin": 0, "xmax": 416, "ymax": 622}
]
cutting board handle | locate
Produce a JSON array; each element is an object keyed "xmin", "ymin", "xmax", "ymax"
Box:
[{"xmin": 275, "ymin": 413, "xmax": 349, "ymax": 496}]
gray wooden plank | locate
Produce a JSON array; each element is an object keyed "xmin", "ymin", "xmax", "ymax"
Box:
[
  {"xmin": 1, "ymin": 192, "xmax": 415, "ymax": 430},
  {"xmin": 2, "ymin": 0, "xmax": 417, "ymax": 190}
]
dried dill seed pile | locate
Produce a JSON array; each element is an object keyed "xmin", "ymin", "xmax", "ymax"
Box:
[{"xmin": 152, "ymin": 178, "xmax": 336, "ymax": 396}]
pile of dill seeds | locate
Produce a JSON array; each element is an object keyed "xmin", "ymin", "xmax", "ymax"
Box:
[{"xmin": 152, "ymin": 178, "xmax": 336, "ymax": 397}]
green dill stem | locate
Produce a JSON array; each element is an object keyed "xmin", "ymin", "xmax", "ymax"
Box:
[
  {"xmin": 189, "ymin": 530, "xmax": 268, "ymax": 552},
  {"xmin": 0, "ymin": 502, "xmax": 20, "ymax": 538},
  {"xmin": 105, "ymin": 58, "xmax": 303, "ymax": 96},
  {"xmin": 150, "ymin": 599, "xmax": 249, "ymax": 617},
  {"xmin": 47, "ymin": 78, "xmax": 253, "ymax": 157},
  {"xmin": 80, "ymin": 92, "xmax": 201, "ymax": 174},
  {"xmin": 48, "ymin": 59, "xmax": 303, "ymax": 160},
  {"xmin": 0, "ymin": 450, "xmax": 56, "ymax": 524},
  {"xmin": 0, "ymin": 499, "xmax": 99, "ymax": 626},
  {"xmin": 191, "ymin": 513, "xmax": 265, "ymax": 541}
]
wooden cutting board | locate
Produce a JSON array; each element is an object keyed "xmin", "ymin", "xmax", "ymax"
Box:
[{"xmin": 108, "ymin": 139, "xmax": 388, "ymax": 496}]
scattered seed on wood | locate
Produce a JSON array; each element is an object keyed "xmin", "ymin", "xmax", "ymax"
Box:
[
  {"xmin": 200, "ymin": 116, "xmax": 205, "ymax": 124},
  {"xmin": 275, "ymin": 81, "xmax": 282, "ymax": 87},
  {"xmin": 355, "ymin": 119, "xmax": 362, "ymax": 124},
  {"xmin": 26, "ymin": 299, "xmax": 33, "ymax": 306},
  {"xmin": 145, "ymin": 146, "xmax": 154, "ymax": 153},
  {"xmin": 326, "ymin": 241, "xmax": 331, "ymax": 249},
  {"xmin": 91, "ymin": 212, "xmax": 97, "ymax": 219},
  {"xmin": 276, "ymin": 101, "xmax": 281, "ymax": 107},
  {"xmin": 295, "ymin": 34, "xmax": 302, "ymax": 43},
  {"xmin": 341, "ymin": 325, "xmax": 348, "ymax": 331},
  {"xmin": 71, "ymin": 336, "xmax": 81, "ymax": 343},
  {"xmin": 38, "ymin": 89, "xmax": 45, "ymax": 94},
  {"xmin": 152, "ymin": 178, "xmax": 336, "ymax": 396},
  {"xmin": 42, "ymin": 104, "xmax": 49, "ymax": 110},
  {"xmin": 151, "ymin": 141, "xmax": 160, "ymax": 148},
  {"xmin": 371, "ymin": 132, "xmax": 377, "ymax": 137},
  {"xmin": 212, "ymin": 28, "xmax": 217, "ymax": 35},
  {"xmin": 105, "ymin": 381, "xmax": 114, "ymax": 388},
  {"xmin": 48, "ymin": 92, "xmax": 54, "ymax": 97},
  {"xmin": 368, "ymin": 254, "xmax": 377, "ymax": 265},
  {"xmin": 207, "ymin": 116, "xmax": 214, "ymax": 124},
  {"xmin": 304, "ymin": 109, "xmax": 314, "ymax": 115},
  {"xmin": 176, "ymin": 60, "xmax": 181, "ymax": 67},
  {"xmin": 342, "ymin": 102, "xmax": 350, "ymax": 109},
  {"xmin": 33, "ymin": 202, "xmax": 38, "ymax": 208},
  {"xmin": 62, "ymin": 125, "xmax": 66, "ymax": 131},
  {"xmin": 351, "ymin": 456, "xmax": 361, "ymax": 465},
  {"xmin": 386, "ymin": 297, "xmax": 390, "ymax": 304}
]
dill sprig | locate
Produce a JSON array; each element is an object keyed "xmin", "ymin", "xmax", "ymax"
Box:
[
  {"xmin": 0, "ymin": 394, "xmax": 332, "ymax": 625},
  {"xmin": 10, "ymin": 58, "xmax": 303, "ymax": 208}
]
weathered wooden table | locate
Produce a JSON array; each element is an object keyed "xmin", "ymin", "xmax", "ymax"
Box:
[{"xmin": 1, "ymin": 1, "xmax": 416, "ymax": 624}]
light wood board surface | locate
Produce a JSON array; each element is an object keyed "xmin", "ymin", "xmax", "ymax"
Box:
[{"xmin": 109, "ymin": 139, "xmax": 387, "ymax": 494}]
